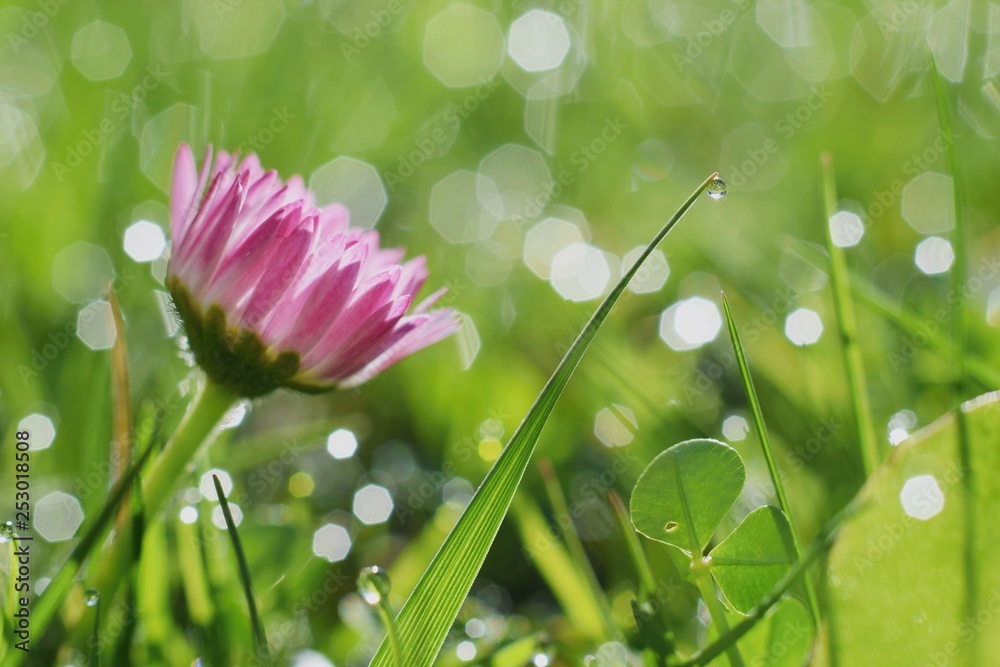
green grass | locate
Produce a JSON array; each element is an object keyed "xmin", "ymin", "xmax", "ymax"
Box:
[{"xmin": 2, "ymin": 3, "xmax": 998, "ymax": 665}]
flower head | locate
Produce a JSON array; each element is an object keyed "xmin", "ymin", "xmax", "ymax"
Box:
[{"xmin": 167, "ymin": 144, "xmax": 458, "ymax": 397}]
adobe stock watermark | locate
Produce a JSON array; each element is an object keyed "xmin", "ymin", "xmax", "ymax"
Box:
[
  {"xmin": 338, "ymin": 0, "xmax": 405, "ymax": 62},
  {"xmin": 672, "ymin": 0, "xmax": 751, "ymax": 72},
  {"xmin": 520, "ymin": 448, "xmax": 640, "ymax": 560},
  {"xmin": 383, "ymin": 78, "xmax": 501, "ymax": 191},
  {"xmin": 18, "ymin": 269, "xmax": 138, "ymax": 384},
  {"xmin": 725, "ymin": 85, "xmax": 833, "ymax": 190},
  {"xmin": 52, "ymin": 64, "xmax": 169, "ymax": 181},
  {"xmin": 233, "ymin": 107, "xmax": 296, "ymax": 154},
  {"xmin": 863, "ymin": 128, "xmax": 954, "ymax": 222},
  {"xmin": 887, "ymin": 254, "xmax": 1000, "ymax": 373},
  {"xmin": 849, "ymin": 459, "xmax": 962, "ymax": 576},
  {"xmin": 395, "ymin": 406, "xmax": 512, "ymax": 522},
  {"xmin": 504, "ymin": 115, "xmax": 630, "ymax": 232},
  {"xmin": 5, "ymin": 0, "xmax": 72, "ymax": 53}
]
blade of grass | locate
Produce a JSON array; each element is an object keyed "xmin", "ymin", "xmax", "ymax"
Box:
[
  {"xmin": 212, "ymin": 474, "xmax": 269, "ymax": 664},
  {"xmin": 537, "ymin": 459, "xmax": 616, "ymax": 636},
  {"xmin": 783, "ymin": 238, "xmax": 1000, "ymax": 389},
  {"xmin": 930, "ymin": 54, "xmax": 976, "ymax": 666},
  {"xmin": 720, "ymin": 293, "xmax": 820, "ymax": 628},
  {"xmin": 0, "ymin": 438, "xmax": 159, "ymax": 667},
  {"xmin": 818, "ymin": 155, "xmax": 879, "ymax": 477},
  {"xmin": 108, "ymin": 288, "xmax": 133, "ymax": 530},
  {"xmin": 369, "ymin": 172, "xmax": 721, "ymax": 667},
  {"xmin": 607, "ymin": 491, "xmax": 656, "ymax": 599},
  {"xmin": 510, "ymin": 493, "xmax": 609, "ymax": 640}
]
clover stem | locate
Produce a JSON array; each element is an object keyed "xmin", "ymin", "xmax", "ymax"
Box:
[{"xmin": 692, "ymin": 561, "xmax": 745, "ymax": 667}]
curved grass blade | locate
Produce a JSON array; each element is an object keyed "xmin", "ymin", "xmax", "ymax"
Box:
[
  {"xmin": 212, "ymin": 474, "xmax": 269, "ymax": 664},
  {"xmin": 818, "ymin": 155, "xmax": 879, "ymax": 477},
  {"xmin": 369, "ymin": 172, "xmax": 720, "ymax": 667}
]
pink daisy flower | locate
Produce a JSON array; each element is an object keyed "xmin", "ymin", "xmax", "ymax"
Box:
[{"xmin": 166, "ymin": 144, "xmax": 458, "ymax": 396}]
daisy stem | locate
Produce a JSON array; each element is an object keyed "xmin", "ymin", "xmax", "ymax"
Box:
[{"xmin": 90, "ymin": 379, "xmax": 237, "ymax": 607}]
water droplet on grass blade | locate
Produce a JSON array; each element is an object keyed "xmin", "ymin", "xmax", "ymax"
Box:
[
  {"xmin": 357, "ymin": 565, "xmax": 391, "ymax": 606},
  {"xmin": 707, "ymin": 177, "xmax": 727, "ymax": 200},
  {"xmin": 0, "ymin": 521, "xmax": 13, "ymax": 542},
  {"xmin": 84, "ymin": 589, "xmax": 101, "ymax": 606}
]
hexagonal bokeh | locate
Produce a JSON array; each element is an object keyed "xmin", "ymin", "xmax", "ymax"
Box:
[
  {"xmin": 720, "ymin": 122, "xmax": 789, "ymax": 192},
  {"xmin": 310, "ymin": 157, "xmax": 387, "ymax": 229},
  {"xmin": 900, "ymin": 474, "xmax": 944, "ymax": 521},
  {"xmin": 52, "ymin": 242, "xmax": 115, "ymax": 304},
  {"xmin": 140, "ymin": 104, "xmax": 202, "ymax": 192},
  {"xmin": 829, "ymin": 210, "xmax": 865, "ymax": 247},
  {"xmin": 71, "ymin": 21, "xmax": 132, "ymax": 81},
  {"xmin": 456, "ymin": 312, "xmax": 481, "ymax": 369},
  {"xmin": 988, "ymin": 286, "xmax": 1000, "ymax": 328},
  {"xmin": 292, "ymin": 650, "xmax": 335, "ymax": 667},
  {"xmin": 429, "ymin": 170, "xmax": 503, "ymax": 244},
  {"xmin": 35, "ymin": 491, "xmax": 84, "ymax": 542},
  {"xmin": 211, "ymin": 503, "xmax": 243, "ymax": 529},
  {"xmin": 199, "ymin": 469, "xmax": 233, "ymax": 500},
  {"xmin": 622, "ymin": 247, "xmax": 669, "ymax": 294},
  {"xmin": 124, "ymin": 220, "xmax": 167, "ymax": 262},
  {"xmin": 756, "ymin": 0, "xmax": 815, "ymax": 49},
  {"xmin": 17, "ymin": 413, "xmax": 55, "ymax": 450},
  {"xmin": 784, "ymin": 308, "xmax": 823, "ymax": 346},
  {"xmin": 550, "ymin": 243, "xmax": 611, "ymax": 302},
  {"xmin": 524, "ymin": 216, "xmax": 585, "ymax": 279},
  {"xmin": 594, "ymin": 406, "xmax": 637, "ymax": 447},
  {"xmin": 77, "ymin": 301, "xmax": 117, "ymax": 350},
  {"xmin": 353, "ymin": 484, "xmax": 394, "ymax": 525},
  {"xmin": 729, "ymin": 13, "xmax": 812, "ymax": 101},
  {"xmin": 424, "ymin": 5, "xmax": 504, "ymax": 87},
  {"xmin": 327, "ymin": 428, "xmax": 358, "ymax": 459},
  {"xmin": 901, "ymin": 172, "xmax": 955, "ymax": 234},
  {"xmin": 658, "ymin": 297, "xmax": 722, "ymax": 351},
  {"xmin": 479, "ymin": 144, "xmax": 553, "ymax": 221},
  {"xmin": 914, "ymin": 237, "xmax": 954, "ymax": 275},
  {"xmin": 190, "ymin": 0, "xmax": 285, "ymax": 59},
  {"xmin": 508, "ymin": 10, "xmax": 571, "ymax": 73},
  {"xmin": 722, "ymin": 415, "xmax": 749, "ymax": 441},
  {"xmin": 0, "ymin": 101, "xmax": 45, "ymax": 191},
  {"xmin": 312, "ymin": 523, "xmax": 352, "ymax": 562}
]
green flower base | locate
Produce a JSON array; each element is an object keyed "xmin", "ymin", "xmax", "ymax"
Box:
[{"xmin": 168, "ymin": 278, "xmax": 330, "ymax": 397}]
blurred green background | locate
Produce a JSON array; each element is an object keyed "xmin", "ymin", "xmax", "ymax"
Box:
[{"xmin": 1, "ymin": 0, "xmax": 998, "ymax": 664}]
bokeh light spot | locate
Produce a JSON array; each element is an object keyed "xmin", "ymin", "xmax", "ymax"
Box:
[
  {"xmin": 35, "ymin": 492, "xmax": 84, "ymax": 542},
  {"xmin": 900, "ymin": 475, "xmax": 944, "ymax": 520},
  {"xmin": 914, "ymin": 237, "xmax": 954, "ymax": 275},
  {"xmin": 784, "ymin": 308, "xmax": 823, "ymax": 345},
  {"xmin": 508, "ymin": 10, "xmax": 571, "ymax": 73}
]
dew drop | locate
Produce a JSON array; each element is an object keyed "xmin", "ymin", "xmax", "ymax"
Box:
[
  {"xmin": 0, "ymin": 521, "xmax": 13, "ymax": 543},
  {"xmin": 84, "ymin": 589, "xmax": 101, "ymax": 607},
  {"xmin": 357, "ymin": 565, "xmax": 391, "ymax": 606},
  {"xmin": 707, "ymin": 177, "xmax": 727, "ymax": 200}
]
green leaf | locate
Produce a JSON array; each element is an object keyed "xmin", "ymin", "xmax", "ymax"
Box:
[
  {"xmin": 817, "ymin": 393, "xmax": 1000, "ymax": 665},
  {"xmin": 630, "ymin": 438, "xmax": 745, "ymax": 556},
  {"xmin": 709, "ymin": 507, "xmax": 796, "ymax": 614},
  {"xmin": 368, "ymin": 173, "xmax": 720, "ymax": 667}
]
